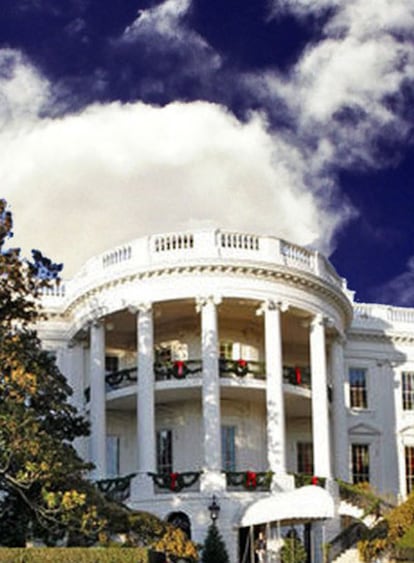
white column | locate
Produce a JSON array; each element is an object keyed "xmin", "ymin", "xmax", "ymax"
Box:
[
  {"xmin": 264, "ymin": 301, "xmax": 286, "ymax": 474},
  {"xmin": 331, "ymin": 336, "xmax": 348, "ymax": 480},
  {"xmin": 311, "ymin": 521, "xmax": 325, "ymax": 563},
  {"xmin": 310, "ymin": 314, "xmax": 332, "ymax": 478},
  {"xmin": 136, "ymin": 304, "xmax": 155, "ymax": 475},
  {"xmin": 90, "ymin": 321, "xmax": 106, "ymax": 479},
  {"xmin": 380, "ymin": 361, "xmax": 400, "ymax": 497},
  {"xmin": 67, "ymin": 341, "xmax": 85, "ymax": 412},
  {"xmin": 199, "ymin": 296, "xmax": 221, "ymax": 472},
  {"xmin": 67, "ymin": 341, "xmax": 88, "ymax": 460}
]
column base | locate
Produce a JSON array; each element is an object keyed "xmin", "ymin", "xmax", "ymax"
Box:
[
  {"xmin": 200, "ymin": 470, "xmax": 226, "ymax": 493},
  {"xmin": 271, "ymin": 473, "xmax": 295, "ymax": 493},
  {"xmin": 130, "ymin": 473, "xmax": 154, "ymax": 501}
]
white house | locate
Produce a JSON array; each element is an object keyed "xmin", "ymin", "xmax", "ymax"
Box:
[{"xmin": 37, "ymin": 229, "xmax": 414, "ymax": 562}]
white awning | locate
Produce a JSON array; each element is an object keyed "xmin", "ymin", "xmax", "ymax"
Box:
[{"xmin": 239, "ymin": 485, "xmax": 335, "ymax": 527}]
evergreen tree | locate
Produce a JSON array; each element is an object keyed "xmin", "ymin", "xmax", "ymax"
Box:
[
  {"xmin": 202, "ymin": 524, "xmax": 230, "ymax": 563},
  {"xmin": 280, "ymin": 530, "xmax": 307, "ymax": 563}
]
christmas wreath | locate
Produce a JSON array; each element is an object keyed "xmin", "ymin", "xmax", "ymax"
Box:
[{"xmin": 235, "ymin": 359, "xmax": 249, "ymax": 377}]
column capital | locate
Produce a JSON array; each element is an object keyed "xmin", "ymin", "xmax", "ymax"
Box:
[
  {"xmin": 256, "ymin": 300, "xmax": 289, "ymax": 316},
  {"xmin": 88, "ymin": 317, "xmax": 105, "ymax": 329},
  {"xmin": 195, "ymin": 295, "xmax": 222, "ymax": 313},
  {"xmin": 86, "ymin": 298, "xmax": 108, "ymax": 325},
  {"xmin": 376, "ymin": 359, "xmax": 397, "ymax": 368},
  {"xmin": 128, "ymin": 302, "xmax": 152, "ymax": 315},
  {"xmin": 332, "ymin": 331, "xmax": 347, "ymax": 346},
  {"xmin": 310, "ymin": 313, "xmax": 335, "ymax": 329},
  {"xmin": 68, "ymin": 331, "xmax": 89, "ymax": 348}
]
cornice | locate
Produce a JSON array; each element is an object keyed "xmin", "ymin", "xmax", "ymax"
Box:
[
  {"xmin": 348, "ymin": 330, "xmax": 414, "ymax": 345},
  {"xmin": 49, "ymin": 261, "xmax": 353, "ymax": 326}
]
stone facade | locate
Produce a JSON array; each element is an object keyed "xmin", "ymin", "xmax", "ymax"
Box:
[{"xmin": 37, "ymin": 229, "xmax": 414, "ymax": 562}]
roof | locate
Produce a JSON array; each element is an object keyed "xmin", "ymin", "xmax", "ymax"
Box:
[{"xmin": 239, "ymin": 485, "xmax": 335, "ymax": 527}]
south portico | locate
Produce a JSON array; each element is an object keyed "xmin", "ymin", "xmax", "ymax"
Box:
[{"xmin": 38, "ymin": 229, "xmax": 358, "ymax": 563}]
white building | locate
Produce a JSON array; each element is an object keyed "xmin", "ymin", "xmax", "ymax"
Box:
[{"xmin": 37, "ymin": 229, "xmax": 414, "ymax": 562}]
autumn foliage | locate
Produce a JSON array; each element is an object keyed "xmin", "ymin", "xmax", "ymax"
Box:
[
  {"xmin": 358, "ymin": 492, "xmax": 414, "ymax": 561},
  {"xmin": 0, "ymin": 200, "xmax": 198, "ymax": 559},
  {"xmin": 0, "ymin": 199, "xmax": 106, "ymax": 545}
]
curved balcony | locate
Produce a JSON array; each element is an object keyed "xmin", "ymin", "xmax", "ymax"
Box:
[
  {"xmin": 96, "ymin": 471, "xmax": 328, "ymax": 504},
  {"xmin": 85, "ymin": 362, "xmax": 312, "ymax": 399},
  {"xmin": 154, "ymin": 359, "xmax": 203, "ymax": 381},
  {"xmin": 148, "ymin": 471, "xmax": 202, "ymax": 494}
]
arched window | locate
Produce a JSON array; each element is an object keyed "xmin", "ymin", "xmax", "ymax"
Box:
[{"xmin": 166, "ymin": 511, "xmax": 191, "ymax": 539}]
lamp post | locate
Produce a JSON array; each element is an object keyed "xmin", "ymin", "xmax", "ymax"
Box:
[{"xmin": 208, "ymin": 495, "xmax": 220, "ymax": 525}]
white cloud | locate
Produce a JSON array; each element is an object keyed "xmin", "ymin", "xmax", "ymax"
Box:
[
  {"xmin": 1, "ymin": 65, "xmax": 346, "ymax": 275},
  {"xmin": 124, "ymin": 0, "xmax": 192, "ymax": 40},
  {"xmin": 0, "ymin": 49, "xmax": 50, "ymax": 126},
  {"xmin": 120, "ymin": 0, "xmax": 221, "ymax": 72},
  {"xmin": 4, "ymin": 0, "xmax": 413, "ymax": 278},
  {"xmin": 371, "ymin": 258, "xmax": 414, "ymax": 307},
  {"xmin": 271, "ymin": 0, "xmax": 414, "ymax": 34},
  {"xmin": 264, "ymin": 0, "xmax": 414, "ymax": 168}
]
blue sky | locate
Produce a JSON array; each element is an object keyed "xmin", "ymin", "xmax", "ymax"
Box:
[{"xmin": 0, "ymin": 0, "xmax": 413, "ymax": 306}]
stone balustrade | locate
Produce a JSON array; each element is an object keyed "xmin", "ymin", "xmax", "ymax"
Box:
[
  {"xmin": 39, "ymin": 228, "xmax": 350, "ymax": 310},
  {"xmin": 353, "ymin": 303, "xmax": 414, "ymax": 328}
]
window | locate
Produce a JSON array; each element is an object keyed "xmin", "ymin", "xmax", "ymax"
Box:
[
  {"xmin": 297, "ymin": 442, "xmax": 313, "ymax": 474},
  {"xmin": 105, "ymin": 355, "xmax": 119, "ymax": 373},
  {"xmin": 106, "ymin": 435, "xmax": 120, "ymax": 477},
  {"xmin": 220, "ymin": 342, "xmax": 233, "ymax": 360},
  {"xmin": 157, "ymin": 429, "xmax": 173, "ymax": 474},
  {"xmin": 352, "ymin": 444, "xmax": 370, "ymax": 484},
  {"xmin": 349, "ymin": 368, "xmax": 367, "ymax": 408},
  {"xmin": 402, "ymin": 372, "xmax": 414, "ymax": 410},
  {"xmin": 221, "ymin": 426, "xmax": 236, "ymax": 471},
  {"xmin": 155, "ymin": 347, "xmax": 172, "ymax": 363},
  {"xmin": 405, "ymin": 447, "xmax": 414, "ymax": 495}
]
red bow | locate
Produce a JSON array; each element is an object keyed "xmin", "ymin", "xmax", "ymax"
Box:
[
  {"xmin": 238, "ymin": 359, "xmax": 247, "ymax": 367},
  {"xmin": 295, "ymin": 366, "xmax": 302, "ymax": 385},
  {"xmin": 174, "ymin": 361, "xmax": 184, "ymax": 376},
  {"xmin": 311, "ymin": 475, "xmax": 318, "ymax": 485},
  {"xmin": 170, "ymin": 472, "xmax": 179, "ymax": 490},
  {"xmin": 246, "ymin": 471, "xmax": 257, "ymax": 488}
]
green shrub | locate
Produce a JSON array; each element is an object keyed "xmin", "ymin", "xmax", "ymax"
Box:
[
  {"xmin": 201, "ymin": 525, "xmax": 229, "ymax": 563},
  {"xmin": 397, "ymin": 523, "xmax": 414, "ymax": 548},
  {"xmin": 280, "ymin": 531, "xmax": 307, "ymax": 563},
  {"xmin": 0, "ymin": 547, "xmax": 149, "ymax": 563},
  {"xmin": 358, "ymin": 493, "xmax": 414, "ymax": 561}
]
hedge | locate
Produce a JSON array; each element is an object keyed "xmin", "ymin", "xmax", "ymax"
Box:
[
  {"xmin": 0, "ymin": 548, "xmax": 149, "ymax": 563},
  {"xmin": 394, "ymin": 523, "xmax": 414, "ymax": 561}
]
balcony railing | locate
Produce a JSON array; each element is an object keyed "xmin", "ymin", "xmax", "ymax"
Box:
[
  {"xmin": 225, "ymin": 470, "xmax": 273, "ymax": 491},
  {"xmin": 154, "ymin": 359, "xmax": 202, "ymax": 381},
  {"xmin": 106, "ymin": 367, "xmax": 137, "ymax": 390},
  {"xmin": 219, "ymin": 359, "xmax": 265, "ymax": 380},
  {"xmin": 293, "ymin": 473, "xmax": 326, "ymax": 488},
  {"xmin": 84, "ymin": 362, "xmax": 312, "ymax": 401},
  {"xmin": 94, "ymin": 471, "xmax": 330, "ymax": 502},
  {"xmin": 96, "ymin": 473, "xmax": 136, "ymax": 503},
  {"xmin": 148, "ymin": 471, "xmax": 202, "ymax": 493},
  {"xmin": 283, "ymin": 366, "xmax": 311, "ymax": 388}
]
